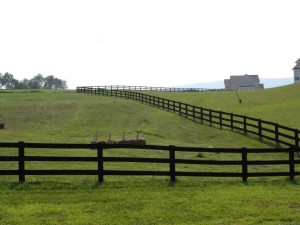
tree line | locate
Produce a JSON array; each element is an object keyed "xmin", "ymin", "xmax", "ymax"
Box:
[{"xmin": 0, "ymin": 73, "xmax": 67, "ymax": 90}]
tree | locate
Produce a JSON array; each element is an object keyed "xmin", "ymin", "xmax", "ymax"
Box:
[
  {"xmin": 17, "ymin": 79, "xmax": 30, "ymax": 89},
  {"xmin": 28, "ymin": 74, "xmax": 44, "ymax": 89},
  {"xmin": 1, "ymin": 72, "xmax": 17, "ymax": 89},
  {"xmin": 0, "ymin": 72, "xmax": 67, "ymax": 90},
  {"xmin": 0, "ymin": 73, "xmax": 3, "ymax": 89},
  {"xmin": 43, "ymin": 75, "xmax": 55, "ymax": 89},
  {"xmin": 53, "ymin": 78, "xmax": 67, "ymax": 90}
]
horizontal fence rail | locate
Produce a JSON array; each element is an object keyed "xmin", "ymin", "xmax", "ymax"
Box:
[
  {"xmin": 77, "ymin": 86, "xmax": 300, "ymax": 148},
  {"xmin": 83, "ymin": 85, "xmax": 225, "ymax": 92},
  {"xmin": 0, "ymin": 142, "xmax": 299, "ymax": 183}
]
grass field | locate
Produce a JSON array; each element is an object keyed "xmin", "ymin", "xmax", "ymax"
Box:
[
  {"xmin": 147, "ymin": 83, "xmax": 300, "ymax": 129},
  {"xmin": 1, "ymin": 86, "xmax": 300, "ymax": 224}
]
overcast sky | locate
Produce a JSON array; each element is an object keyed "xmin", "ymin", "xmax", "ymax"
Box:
[{"xmin": 0, "ymin": 0, "xmax": 299, "ymax": 89}]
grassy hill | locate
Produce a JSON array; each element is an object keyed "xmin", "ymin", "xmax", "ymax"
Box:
[
  {"xmin": 0, "ymin": 89, "xmax": 267, "ymax": 148},
  {"xmin": 147, "ymin": 82, "xmax": 300, "ymax": 129},
  {"xmin": 1, "ymin": 87, "xmax": 300, "ymax": 224}
]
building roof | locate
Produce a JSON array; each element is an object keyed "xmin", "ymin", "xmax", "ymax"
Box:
[
  {"xmin": 293, "ymin": 58, "xmax": 300, "ymax": 70},
  {"xmin": 229, "ymin": 75, "xmax": 259, "ymax": 84}
]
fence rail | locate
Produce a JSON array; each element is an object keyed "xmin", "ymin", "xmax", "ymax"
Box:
[
  {"xmin": 0, "ymin": 142, "xmax": 299, "ymax": 183},
  {"xmin": 85, "ymin": 85, "xmax": 225, "ymax": 92},
  {"xmin": 77, "ymin": 86, "xmax": 300, "ymax": 148}
]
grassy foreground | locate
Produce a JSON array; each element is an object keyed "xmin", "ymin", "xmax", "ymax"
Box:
[
  {"xmin": 1, "ymin": 88, "xmax": 300, "ymax": 224},
  {"xmin": 1, "ymin": 179, "xmax": 300, "ymax": 225}
]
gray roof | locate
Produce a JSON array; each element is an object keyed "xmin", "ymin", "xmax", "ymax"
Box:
[
  {"xmin": 293, "ymin": 58, "xmax": 300, "ymax": 70},
  {"xmin": 229, "ymin": 75, "xmax": 259, "ymax": 84}
]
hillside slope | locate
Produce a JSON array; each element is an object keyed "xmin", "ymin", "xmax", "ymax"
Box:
[
  {"xmin": 148, "ymin": 83, "xmax": 300, "ymax": 129},
  {"xmin": 0, "ymin": 90, "xmax": 266, "ymax": 148},
  {"xmin": 2, "ymin": 90, "xmax": 300, "ymax": 225}
]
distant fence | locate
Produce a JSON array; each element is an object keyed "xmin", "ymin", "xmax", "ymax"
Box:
[
  {"xmin": 77, "ymin": 86, "xmax": 300, "ymax": 148},
  {"xmin": 87, "ymin": 85, "xmax": 225, "ymax": 92},
  {"xmin": 0, "ymin": 142, "xmax": 299, "ymax": 183}
]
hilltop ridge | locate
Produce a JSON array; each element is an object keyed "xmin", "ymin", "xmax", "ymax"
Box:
[{"xmin": 177, "ymin": 77, "xmax": 293, "ymax": 89}]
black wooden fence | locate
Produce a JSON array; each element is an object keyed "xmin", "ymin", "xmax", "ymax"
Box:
[
  {"xmin": 0, "ymin": 142, "xmax": 299, "ymax": 183},
  {"xmin": 86, "ymin": 85, "xmax": 224, "ymax": 92},
  {"xmin": 77, "ymin": 86, "xmax": 300, "ymax": 148}
]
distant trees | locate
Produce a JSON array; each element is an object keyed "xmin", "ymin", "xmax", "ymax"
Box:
[
  {"xmin": 43, "ymin": 75, "xmax": 67, "ymax": 90},
  {"xmin": 0, "ymin": 72, "xmax": 16, "ymax": 89},
  {"xmin": 0, "ymin": 73, "xmax": 67, "ymax": 90}
]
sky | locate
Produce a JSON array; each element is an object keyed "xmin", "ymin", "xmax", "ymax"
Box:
[{"xmin": 0, "ymin": 0, "xmax": 299, "ymax": 89}]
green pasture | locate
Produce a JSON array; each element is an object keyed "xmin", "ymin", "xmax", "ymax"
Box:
[
  {"xmin": 148, "ymin": 83, "xmax": 300, "ymax": 129},
  {"xmin": 1, "ymin": 86, "xmax": 300, "ymax": 224}
]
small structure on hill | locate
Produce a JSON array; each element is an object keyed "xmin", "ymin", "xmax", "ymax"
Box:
[
  {"xmin": 293, "ymin": 58, "xmax": 300, "ymax": 83},
  {"xmin": 0, "ymin": 123, "xmax": 4, "ymax": 129},
  {"xmin": 91, "ymin": 139, "xmax": 146, "ymax": 145},
  {"xmin": 224, "ymin": 74, "xmax": 264, "ymax": 91},
  {"xmin": 90, "ymin": 132, "xmax": 146, "ymax": 145}
]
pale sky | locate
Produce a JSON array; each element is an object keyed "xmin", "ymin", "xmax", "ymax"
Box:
[{"xmin": 0, "ymin": 0, "xmax": 299, "ymax": 89}]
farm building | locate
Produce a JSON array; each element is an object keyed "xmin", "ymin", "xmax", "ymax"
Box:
[
  {"xmin": 293, "ymin": 58, "xmax": 300, "ymax": 83},
  {"xmin": 224, "ymin": 74, "xmax": 264, "ymax": 91}
]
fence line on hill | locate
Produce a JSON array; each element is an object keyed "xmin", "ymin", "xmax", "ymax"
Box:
[
  {"xmin": 77, "ymin": 86, "xmax": 300, "ymax": 148},
  {"xmin": 86, "ymin": 85, "xmax": 225, "ymax": 92},
  {"xmin": 0, "ymin": 142, "xmax": 299, "ymax": 183}
]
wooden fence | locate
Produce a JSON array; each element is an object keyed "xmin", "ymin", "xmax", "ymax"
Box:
[
  {"xmin": 77, "ymin": 86, "xmax": 300, "ymax": 148},
  {"xmin": 86, "ymin": 85, "xmax": 225, "ymax": 92},
  {"xmin": 0, "ymin": 142, "xmax": 299, "ymax": 183}
]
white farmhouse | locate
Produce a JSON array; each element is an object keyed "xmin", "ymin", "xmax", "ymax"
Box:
[
  {"xmin": 293, "ymin": 58, "xmax": 300, "ymax": 83},
  {"xmin": 224, "ymin": 74, "xmax": 264, "ymax": 91}
]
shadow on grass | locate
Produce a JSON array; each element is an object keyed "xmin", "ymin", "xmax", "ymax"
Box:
[{"xmin": 1, "ymin": 176, "xmax": 299, "ymax": 192}]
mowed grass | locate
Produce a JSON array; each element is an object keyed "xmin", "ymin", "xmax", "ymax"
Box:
[
  {"xmin": 2, "ymin": 180, "xmax": 300, "ymax": 225},
  {"xmin": 1, "ymin": 89, "xmax": 300, "ymax": 224}
]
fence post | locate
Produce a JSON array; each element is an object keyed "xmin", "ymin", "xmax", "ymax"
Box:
[
  {"xmin": 145, "ymin": 95, "xmax": 148, "ymax": 104},
  {"xmin": 258, "ymin": 119, "xmax": 262, "ymax": 140},
  {"xmin": 275, "ymin": 123, "xmax": 279, "ymax": 144},
  {"xmin": 183, "ymin": 104, "xmax": 187, "ymax": 117},
  {"xmin": 219, "ymin": 111, "xmax": 222, "ymax": 129},
  {"xmin": 179, "ymin": 103, "xmax": 182, "ymax": 115},
  {"xmin": 242, "ymin": 147, "xmax": 248, "ymax": 182},
  {"xmin": 230, "ymin": 113, "xmax": 233, "ymax": 131},
  {"xmin": 97, "ymin": 145, "xmax": 104, "ymax": 183},
  {"xmin": 295, "ymin": 129, "xmax": 299, "ymax": 147},
  {"xmin": 209, "ymin": 109, "xmax": 212, "ymax": 126},
  {"xmin": 243, "ymin": 116, "xmax": 247, "ymax": 135},
  {"xmin": 289, "ymin": 148, "xmax": 295, "ymax": 181},
  {"xmin": 169, "ymin": 145, "xmax": 176, "ymax": 182},
  {"xmin": 200, "ymin": 108, "xmax": 203, "ymax": 124},
  {"xmin": 135, "ymin": 92, "xmax": 139, "ymax": 101},
  {"xmin": 18, "ymin": 141, "xmax": 25, "ymax": 183},
  {"xmin": 193, "ymin": 106, "xmax": 195, "ymax": 121}
]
